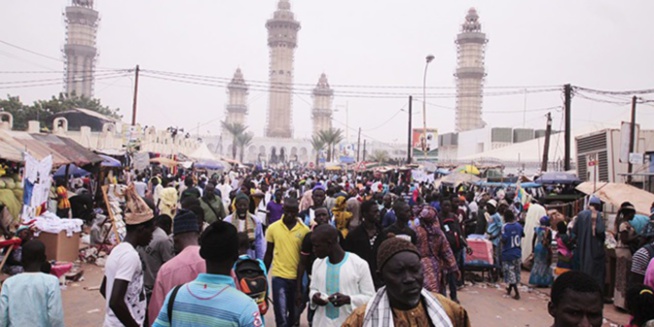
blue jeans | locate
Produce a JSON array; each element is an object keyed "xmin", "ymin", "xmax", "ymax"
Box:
[{"xmin": 272, "ymin": 277, "xmax": 298, "ymax": 327}]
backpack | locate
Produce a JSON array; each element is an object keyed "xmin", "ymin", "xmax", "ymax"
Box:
[
  {"xmin": 232, "ymin": 256, "xmax": 269, "ymax": 315},
  {"xmin": 441, "ymin": 216, "xmax": 464, "ymax": 252}
]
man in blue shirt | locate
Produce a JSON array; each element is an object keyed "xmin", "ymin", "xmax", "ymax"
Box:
[
  {"xmin": 153, "ymin": 221, "xmax": 263, "ymax": 326},
  {"xmin": 0, "ymin": 240, "xmax": 64, "ymax": 327},
  {"xmin": 501, "ymin": 211, "xmax": 524, "ymax": 300}
]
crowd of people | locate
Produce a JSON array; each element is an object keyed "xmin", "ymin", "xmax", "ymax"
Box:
[{"xmin": 3, "ymin": 165, "xmax": 654, "ymax": 326}]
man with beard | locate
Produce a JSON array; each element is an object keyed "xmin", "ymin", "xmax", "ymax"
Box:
[
  {"xmin": 225, "ymin": 193, "xmax": 265, "ymax": 260},
  {"xmin": 342, "ymin": 237, "xmax": 470, "ymax": 327},
  {"xmin": 309, "ymin": 224, "xmax": 375, "ymax": 327}
]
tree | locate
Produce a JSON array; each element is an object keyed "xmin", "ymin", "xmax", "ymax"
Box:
[
  {"xmin": 310, "ymin": 134, "xmax": 326, "ymax": 166},
  {"xmin": 318, "ymin": 128, "xmax": 344, "ymax": 162},
  {"xmin": 236, "ymin": 132, "xmax": 254, "ymax": 163},
  {"xmin": 221, "ymin": 121, "xmax": 247, "ymax": 160},
  {"xmin": 368, "ymin": 150, "xmax": 390, "ymax": 163},
  {"xmin": 0, "ymin": 92, "xmax": 122, "ymax": 131}
]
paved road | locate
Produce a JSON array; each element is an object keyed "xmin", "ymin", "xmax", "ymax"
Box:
[{"xmin": 63, "ymin": 263, "xmax": 628, "ymax": 326}]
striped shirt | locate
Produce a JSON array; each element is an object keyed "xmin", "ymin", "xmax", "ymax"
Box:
[{"xmin": 152, "ymin": 273, "xmax": 262, "ymax": 327}]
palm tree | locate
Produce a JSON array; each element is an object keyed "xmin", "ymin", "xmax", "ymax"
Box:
[
  {"xmin": 310, "ymin": 134, "xmax": 326, "ymax": 166},
  {"xmin": 221, "ymin": 121, "xmax": 247, "ymax": 160},
  {"xmin": 236, "ymin": 132, "xmax": 254, "ymax": 163},
  {"xmin": 368, "ymin": 150, "xmax": 390, "ymax": 163},
  {"xmin": 318, "ymin": 128, "xmax": 344, "ymax": 162}
]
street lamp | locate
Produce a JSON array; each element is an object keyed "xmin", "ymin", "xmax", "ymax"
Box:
[{"xmin": 422, "ymin": 54, "xmax": 435, "ymax": 161}]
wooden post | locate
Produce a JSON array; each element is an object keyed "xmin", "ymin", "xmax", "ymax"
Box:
[{"xmin": 101, "ymin": 185, "xmax": 121, "ymax": 244}]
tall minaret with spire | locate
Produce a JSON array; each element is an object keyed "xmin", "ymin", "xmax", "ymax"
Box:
[
  {"xmin": 265, "ymin": 0, "xmax": 300, "ymax": 138},
  {"xmin": 225, "ymin": 68, "xmax": 249, "ymax": 126},
  {"xmin": 311, "ymin": 73, "xmax": 333, "ymax": 135},
  {"xmin": 63, "ymin": 0, "xmax": 99, "ymax": 98},
  {"xmin": 454, "ymin": 8, "xmax": 488, "ymax": 132}
]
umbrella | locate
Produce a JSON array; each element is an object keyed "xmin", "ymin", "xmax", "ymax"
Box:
[
  {"xmin": 99, "ymin": 154, "xmax": 122, "ymax": 168},
  {"xmin": 456, "ymin": 164, "xmax": 480, "ymax": 175},
  {"xmin": 53, "ymin": 164, "xmax": 90, "ymax": 178},
  {"xmin": 325, "ymin": 165, "xmax": 342, "ymax": 171},
  {"xmin": 536, "ymin": 172, "xmax": 580, "ymax": 184}
]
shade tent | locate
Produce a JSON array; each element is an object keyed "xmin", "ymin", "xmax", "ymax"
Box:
[
  {"xmin": 98, "ymin": 154, "xmax": 122, "ymax": 168},
  {"xmin": 0, "ymin": 130, "xmax": 102, "ymax": 166},
  {"xmin": 189, "ymin": 143, "xmax": 217, "ymax": 160},
  {"xmin": 576, "ymin": 182, "xmax": 654, "ymax": 215},
  {"xmin": 439, "ymin": 172, "xmax": 481, "ymax": 185},
  {"xmin": 53, "ymin": 164, "xmax": 90, "ymax": 178}
]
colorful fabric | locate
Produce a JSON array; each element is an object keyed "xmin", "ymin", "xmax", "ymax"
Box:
[
  {"xmin": 502, "ymin": 258, "xmax": 521, "ymax": 285},
  {"xmin": 333, "ymin": 196, "xmax": 353, "ymax": 238},
  {"xmin": 529, "ymin": 226, "xmax": 553, "ymax": 287},
  {"xmin": 152, "ymin": 273, "xmax": 262, "ymax": 327},
  {"xmin": 416, "ymin": 218, "xmax": 458, "ymax": 293},
  {"xmin": 265, "ymin": 218, "xmax": 310, "ymax": 279},
  {"xmin": 55, "ymin": 186, "xmax": 70, "ymax": 209}
]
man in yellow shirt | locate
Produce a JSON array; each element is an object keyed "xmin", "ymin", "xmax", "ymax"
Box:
[{"xmin": 264, "ymin": 197, "xmax": 310, "ymax": 327}]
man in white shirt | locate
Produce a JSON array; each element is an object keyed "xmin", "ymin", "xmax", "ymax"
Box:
[
  {"xmin": 133, "ymin": 175, "xmax": 147, "ymax": 198},
  {"xmin": 101, "ymin": 189, "xmax": 156, "ymax": 327},
  {"xmin": 309, "ymin": 225, "xmax": 375, "ymax": 327}
]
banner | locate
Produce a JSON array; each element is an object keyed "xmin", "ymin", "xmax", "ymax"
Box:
[{"xmin": 412, "ymin": 128, "xmax": 438, "ymax": 150}]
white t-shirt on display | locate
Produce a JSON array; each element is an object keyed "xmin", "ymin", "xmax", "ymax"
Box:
[{"xmin": 103, "ymin": 242, "xmax": 146, "ymax": 327}]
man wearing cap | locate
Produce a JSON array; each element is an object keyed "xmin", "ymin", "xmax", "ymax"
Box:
[
  {"xmin": 147, "ymin": 209, "xmax": 205, "ymax": 325},
  {"xmin": 101, "ymin": 189, "xmax": 156, "ymax": 327},
  {"xmin": 152, "ymin": 221, "xmax": 263, "ymax": 326},
  {"xmin": 342, "ymin": 237, "xmax": 470, "ymax": 327},
  {"xmin": 225, "ymin": 193, "xmax": 265, "ymax": 260}
]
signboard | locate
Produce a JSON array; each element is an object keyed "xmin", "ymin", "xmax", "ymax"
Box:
[
  {"xmin": 411, "ymin": 169, "xmax": 434, "ymax": 183},
  {"xmin": 629, "ymin": 153, "xmax": 644, "ymax": 165},
  {"xmin": 412, "ymin": 128, "xmax": 438, "ymax": 151},
  {"xmin": 620, "ymin": 121, "xmax": 640, "ymax": 163}
]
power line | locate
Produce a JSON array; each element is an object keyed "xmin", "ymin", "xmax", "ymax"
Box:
[
  {"xmin": 575, "ymin": 85, "xmax": 654, "ymax": 96},
  {"xmin": 0, "ymin": 73, "xmax": 131, "ymax": 89},
  {"xmin": 0, "ymin": 40, "xmax": 63, "ymax": 63},
  {"xmin": 142, "ymin": 68, "xmax": 560, "ymax": 91}
]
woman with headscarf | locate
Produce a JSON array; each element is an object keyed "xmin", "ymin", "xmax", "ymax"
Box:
[
  {"xmin": 158, "ymin": 187, "xmax": 178, "ymax": 218},
  {"xmin": 332, "ymin": 196, "xmax": 353, "ymax": 238},
  {"xmin": 415, "ymin": 206, "xmax": 459, "ymax": 293},
  {"xmin": 529, "ymin": 216, "xmax": 553, "ymax": 287}
]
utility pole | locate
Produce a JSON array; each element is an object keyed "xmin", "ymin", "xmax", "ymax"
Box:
[
  {"xmin": 541, "ymin": 112, "xmax": 552, "ymax": 173},
  {"xmin": 356, "ymin": 127, "xmax": 362, "ymax": 162},
  {"xmin": 628, "ymin": 95, "xmax": 638, "ymax": 183},
  {"xmin": 563, "ymin": 84, "xmax": 572, "ymax": 171},
  {"xmin": 131, "ymin": 65, "xmax": 140, "ymax": 126},
  {"xmin": 363, "ymin": 139, "xmax": 367, "ymax": 162},
  {"xmin": 407, "ymin": 96, "xmax": 413, "ymax": 164}
]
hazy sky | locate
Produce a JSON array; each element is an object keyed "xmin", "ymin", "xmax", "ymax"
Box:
[{"xmin": 2, "ymin": 1, "xmax": 654, "ymax": 145}]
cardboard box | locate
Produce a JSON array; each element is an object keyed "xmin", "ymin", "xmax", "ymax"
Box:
[{"xmin": 36, "ymin": 231, "xmax": 80, "ymax": 262}]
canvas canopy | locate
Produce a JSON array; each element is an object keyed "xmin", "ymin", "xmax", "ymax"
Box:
[{"xmin": 576, "ymin": 182, "xmax": 654, "ymax": 215}]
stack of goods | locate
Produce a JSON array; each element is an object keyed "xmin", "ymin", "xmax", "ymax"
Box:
[{"xmin": 0, "ymin": 174, "xmax": 23, "ymax": 230}]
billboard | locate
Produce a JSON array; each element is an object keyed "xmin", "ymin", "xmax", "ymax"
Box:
[{"xmin": 412, "ymin": 128, "xmax": 438, "ymax": 151}]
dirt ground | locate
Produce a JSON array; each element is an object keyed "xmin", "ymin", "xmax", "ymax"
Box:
[{"xmin": 59, "ymin": 263, "xmax": 629, "ymax": 326}]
